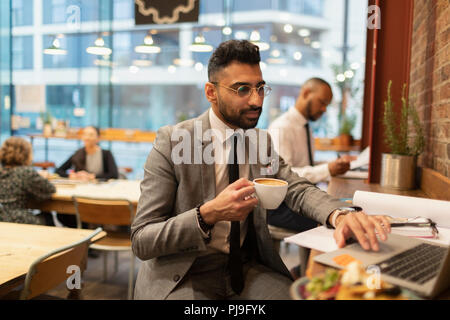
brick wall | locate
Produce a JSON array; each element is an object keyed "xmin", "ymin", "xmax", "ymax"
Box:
[{"xmin": 409, "ymin": 0, "xmax": 449, "ymax": 178}]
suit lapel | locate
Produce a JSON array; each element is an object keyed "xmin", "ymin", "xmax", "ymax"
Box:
[{"xmin": 197, "ymin": 110, "xmax": 217, "ymax": 202}]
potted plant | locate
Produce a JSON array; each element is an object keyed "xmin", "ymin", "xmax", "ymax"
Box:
[
  {"xmin": 40, "ymin": 111, "xmax": 53, "ymax": 137},
  {"xmin": 338, "ymin": 113, "xmax": 356, "ymax": 146},
  {"xmin": 381, "ymin": 81, "xmax": 425, "ymax": 190}
]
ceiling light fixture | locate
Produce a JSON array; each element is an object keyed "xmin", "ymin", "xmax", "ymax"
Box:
[
  {"xmin": 44, "ymin": 37, "xmax": 67, "ymax": 55},
  {"xmin": 250, "ymin": 30, "xmax": 270, "ymax": 51},
  {"xmin": 298, "ymin": 28, "xmax": 311, "ymax": 37},
  {"xmin": 135, "ymin": 34, "xmax": 161, "ymax": 54},
  {"xmin": 189, "ymin": 34, "xmax": 213, "ymax": 52},
  {"xmin": 86, "ymin": 37, "xmax": 112, "ymax": 56}
]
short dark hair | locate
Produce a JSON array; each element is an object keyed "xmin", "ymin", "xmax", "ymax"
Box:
[
  {"xmin": 208, "ymin": 40, "xmax": 261, "ymax": 82},
  {"xmin": 304, "ymin": 77, "xmax": 332, "ymax": 91},
  {"xmin": 86, "ymin": 126, "xmax": 100, "ymax": 137}
]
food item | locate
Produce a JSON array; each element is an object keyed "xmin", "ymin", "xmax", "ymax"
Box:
[
  {"xmin": 301, "ymin": 262, "xmax": 408, "ymax": 300},
  {"xmin": 303, "ymin": 269, "xmax": 340, "ymax": 300},
  {"xmin": 336, "ymin": 262, "xmax": 407, "ymax": 300}
]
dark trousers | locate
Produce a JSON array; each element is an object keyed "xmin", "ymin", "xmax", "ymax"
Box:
[{"xmin": 267, "ymin": 202, "xmax": 318, "ymax": 232}]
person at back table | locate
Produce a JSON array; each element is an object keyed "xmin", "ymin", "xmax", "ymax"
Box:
[
  {"xmin": 267, "ymin": 78, "xmax": 355, "ymax": 231},
  {"xmin": 55, "ymin": 126, "xmax": 119, "ymax": 181},
  {"xmin": 0, "ymin": 137, "xmax": 55, "ymax": 225},
  {"xmin": 269, "ymin": 78, "xmax": 354, "ymax": 184},
  {"xmin": 131, "ymin": 40, "xmax": 391, "ymax": 300}
]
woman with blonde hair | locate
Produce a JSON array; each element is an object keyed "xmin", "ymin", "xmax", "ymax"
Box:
[{"xmin": 0, "ymin": 137, "xmax": 55, "ymax": 225}]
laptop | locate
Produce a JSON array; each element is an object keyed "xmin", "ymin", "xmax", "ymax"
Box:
[{"xmin": 314, "ymin": 233, "xmax": 450, "ymax": 298}]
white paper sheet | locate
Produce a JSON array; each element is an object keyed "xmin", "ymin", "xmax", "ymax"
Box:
[
  {"xmin": 353, "ymin": 191, "xmax": 450, "ymax": 228},
  {"xmin": 350, "ymin": 147, "xmax": 370, "ymax": 170},
  {"xmin": 284, "ymin": 226, "xmax": 450, "ymax": 253},
  {"xmin": 284, "ymin": 226, "xmax": 338, "ymax": 253},
  {"xmin": 337, "ymin": 171, "xmax": 369, "ymax": 179}
]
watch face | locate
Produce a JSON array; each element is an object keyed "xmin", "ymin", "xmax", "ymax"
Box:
[{"xmin": 339, "ymin": 206, "xmax": 362, "ymax": 212}]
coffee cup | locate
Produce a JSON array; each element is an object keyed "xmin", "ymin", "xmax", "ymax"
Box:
[{"xmin": 253, "ymin": 178, "xmax": 288, "ymax": 210}]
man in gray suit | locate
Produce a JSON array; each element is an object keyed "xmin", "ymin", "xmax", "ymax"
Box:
[{"xmin": 131, "ymin": 40, "xmax": 391, "ymax": 300}]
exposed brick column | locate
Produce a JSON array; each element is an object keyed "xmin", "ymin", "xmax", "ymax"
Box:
[{"xmin": 410, "ymin": 0, "xmax": 450, "ymax": 178}]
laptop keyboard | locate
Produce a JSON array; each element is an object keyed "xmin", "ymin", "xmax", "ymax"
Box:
[{"xmin": 376, "ymin": 243, "xmax": 447, "ymax": 284}]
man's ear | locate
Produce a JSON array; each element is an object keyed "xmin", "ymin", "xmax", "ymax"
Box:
[
  {"xmin": 301, "ymin": 86, "xmax": 313, "ymax": 99},
  {"xmin": 205, "ymin": 82, "xmax": 217, "ymax": 104}
]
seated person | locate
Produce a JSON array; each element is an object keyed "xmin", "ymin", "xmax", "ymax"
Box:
[
  {"xmin": 56, "ymin": 126, "xmax": 119, "ymax": 181},
  {"xmin": 267, "ymin": 78, "xmax": 355, "ymax": 233},
  {"xmin": 0, "ymin": 137, "xmax": 56, "ymax": 225}
]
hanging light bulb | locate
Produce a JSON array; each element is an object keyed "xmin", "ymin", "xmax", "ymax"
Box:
[
  {"xmin": 249, "ymin": 30, "xmax": 270, "ymax": 51},
  {"xmin": 135, "ymin": 34, "xmax": 161, "ymax": 54},
  {"xmin": 298, "ymin": 28, "xmax": 311, "ymax": 37},
  {"xmin": 189, "ymin": 33, "xmax": 213, "ymax": 52},
  {"xmin": 266, "ymin": 49, "xmax": 286, "ymax": 64},
  {"xmin": 86, "ymin": 36, "xmax": 112, "ymax": 56},
  {"xmin": 44, "ymin": 37, "xmax": 67, "ymax": 55}
]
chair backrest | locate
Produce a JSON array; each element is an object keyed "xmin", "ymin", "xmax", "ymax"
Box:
[
  {"xmin": 20, "ymin": 227, "xmax": 102, "ymax": 300},
  {"xmin": 72, "ymin": 196, "xmax": 134, "ymax": 227}
]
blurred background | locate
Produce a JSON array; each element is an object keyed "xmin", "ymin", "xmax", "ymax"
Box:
[{"xmin": 0, "ymin": 0, "xmax": 368, "ymax": 179}]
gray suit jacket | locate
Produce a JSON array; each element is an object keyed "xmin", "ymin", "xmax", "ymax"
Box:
[{"xmin": 131, "ymin": 110, "xmax": 347, "ymax": 300}]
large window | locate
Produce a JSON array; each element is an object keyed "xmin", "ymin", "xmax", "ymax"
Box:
[
  {"xmin": 12, "ymin": 0, "xmax": 34, "ymax": 27},
  {"xmin": 43, "ymin": 0, "xmax": 109, "ymax": 24},
  {"xmin": 2, "ymin": 0, "xmax": 368, "ymax": 178},
  {"xmin": 1, "ymin": 1, "xmax": 12, "ymax": 141}
]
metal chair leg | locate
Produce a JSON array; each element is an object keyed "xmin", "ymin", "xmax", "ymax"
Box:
[
  {"xmin": 299, "ymin": 246, "xmax": 311, "ymax": 277},
  {"xmin": 273, "ymin": 239, "xmax": 281, "ymax": 253},
  {"xmin": 103, "ymin": 251, "xmax": 108, "ymax": 282},
  {"xmin": 128, "ymin": 252, "xmax": 135, "ymax": 300},
  {"xmin": 114, "ymin": 251, "xmax": 119, "ymax": 274}
]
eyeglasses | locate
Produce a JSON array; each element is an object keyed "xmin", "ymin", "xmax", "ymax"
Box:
[{"xmin": 211, "ymin": 82, "xmax": 272, "ymax": 98}]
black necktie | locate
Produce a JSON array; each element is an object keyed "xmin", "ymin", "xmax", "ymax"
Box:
[
  {"xmin": 228, "ymin": 135, "xmax": 244, "ymax": 295},
  {"xmin": 305, "ymin": 122, "xmax": 314, "ymax": 166}
]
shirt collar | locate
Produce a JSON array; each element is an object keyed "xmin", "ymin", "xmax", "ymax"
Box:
[
  {"xmin": 209, "ymin": 108, "xmax": 239, "ymax": 144},
  {"xmin": 288, "ymin": 106, "xmax": 308, "ymax": 126}
]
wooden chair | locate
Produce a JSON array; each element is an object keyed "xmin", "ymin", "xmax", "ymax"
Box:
[
  {"xmin": 32, "ymin": 161, "xmax": 55, "ymax": 170},
  {"xmin": 72, "ymin": 196, "xmax": 135, "ymax": 300},
  {"xmin": 118, "ymin": 167, "xmax": 133, "ymax": 179},
  {"xmin": 20, "ymin": 227, "xmax": 102, "ymax": 300}
]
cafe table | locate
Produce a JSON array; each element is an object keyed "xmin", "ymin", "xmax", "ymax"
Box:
[
  {"xmin": 0, "ymin": 222, "xmax": 106, "ymax": 297},
  {"xmin": 30, "ymin": 179, "xmax": 141, "ymax": 215},
  {"xmin": 303, "ymin": 172, "xmax": 450, "ymax": 299}
]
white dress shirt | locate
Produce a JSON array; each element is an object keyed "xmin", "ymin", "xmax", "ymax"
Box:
[
  {"xmin": 268, "ymin": 107, "xmax": 331, "ymax": 184},
  {"xmin": 198, "ymin": 108, "xmax": 250, "ymax": 255}
]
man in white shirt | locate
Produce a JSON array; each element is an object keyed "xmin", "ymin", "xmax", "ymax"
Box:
[{"xmin": 267, "ymin": 78, "xmax": 353, "ymax": 233}]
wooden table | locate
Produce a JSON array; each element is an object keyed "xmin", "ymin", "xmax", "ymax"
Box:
[
  {"xmin": 0, "ymin": 222, "xmax": 106, "ymax": 297},
  {"xmin": 305, "ymin": 174, "xmax": 450, "ymax": 299},
  {"xmin": 314, "ymin": 139, "xmax": 361, "ymax": 153},
  {"xmin": 30, "ymin": 179, "xmax": 141, "ymax": 215}
]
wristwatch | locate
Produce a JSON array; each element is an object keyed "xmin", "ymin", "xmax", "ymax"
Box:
[{"xmin": 331, "ymin": 206, "xmax": 363, "ymax": 228}]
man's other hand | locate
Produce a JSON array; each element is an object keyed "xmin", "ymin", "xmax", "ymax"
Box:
[
  {"xmin": 328, "ymin": 158, "xmax": 351, "ymax": 176},
  {"xmin": 333, "ymin": 211, "xmax": 391, "ymax": 251}
]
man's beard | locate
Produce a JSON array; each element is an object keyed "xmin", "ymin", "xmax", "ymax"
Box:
[
  {"xmin": 305, "ymin": 100, "xmax": 321, "ymax": 121},
  {"xmin": 218, "ymin": 98, "xmax": 262, "ymax": 130}
]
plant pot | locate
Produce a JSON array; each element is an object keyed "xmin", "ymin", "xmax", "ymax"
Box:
[
  {"xmin": 380, "ymin": 153, "xmax": 417, "ymax": 190},
  {"xmin": 43, "ymin": 123, "xmax": 52, "ymax": 137},
  {"xmin": 338, "ymin": 134, "xmax": 353, "ymax": 146}
]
